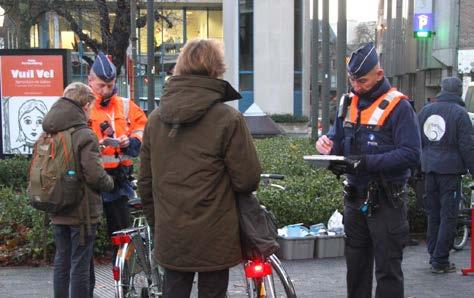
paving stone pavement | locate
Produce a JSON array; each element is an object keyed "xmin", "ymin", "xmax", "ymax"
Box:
[{"xmin": 0, "ymin": 240, "xmax": 473, "ymax": 297}]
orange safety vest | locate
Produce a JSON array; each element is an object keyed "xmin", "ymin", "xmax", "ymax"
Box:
[
  {"xmin": 341, "ymin": 88, "xmax": 408, "ymax": 127},
  {"xmin": 89, "ymin": 94, "xmax": 147, "ymax": 169}
]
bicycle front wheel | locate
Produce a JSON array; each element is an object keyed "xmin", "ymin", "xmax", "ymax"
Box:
[{"xmin": 453, "ymin": 198, "xmax": 469, "ymax": 251}]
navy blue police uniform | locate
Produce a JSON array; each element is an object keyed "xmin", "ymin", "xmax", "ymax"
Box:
[
  {"xmin": 418, "ymin": 77, "xmax": 474, "ymax": 273},
  {"xmin": 328, "ymin": 43, "xmax": 421, "ymax": 298}
]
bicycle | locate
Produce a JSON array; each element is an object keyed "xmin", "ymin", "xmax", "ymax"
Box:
[
  {"xmin": 242, "ymin": 174, "xmax": 297, "ymax": 298},
  {"xmin": 111, "ymin": 181, "xmax": 163, "ymax": 298},
  {"xmin": 453, "ymin": 179, "xmax": 473, "ymax": 251}
]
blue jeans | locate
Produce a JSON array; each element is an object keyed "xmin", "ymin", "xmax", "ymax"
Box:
[
  {"xmin": 53, "ymin": 224, "xmax": 97, "ymax": 298},
  {"xmin": 425, "ymin": 173, "xmax": 461, "ymax": 268}
]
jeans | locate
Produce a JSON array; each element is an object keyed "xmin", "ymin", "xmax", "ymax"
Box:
[
  {"xmin": 162, "ymin": 268, "xmax": 229, "ymax": 298},
  {"xmin": 425, "ymin": 173, "xmax": 462, "ymax": 268},
  {"xmin": 53, "ymin": 224, "xmax": 97, "ymax": 298}
]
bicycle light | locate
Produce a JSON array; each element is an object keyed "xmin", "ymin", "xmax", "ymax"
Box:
[
  {"xmin": 111, "ymin": 234, "xmax": 132, "ymax": 246},
  {"xmin": 245, "ymin": 260, "xmax": 272, "ymax": 278},
  {"xmin": 112, "ymin": 266, "xmax": 120, "ymax": 281}
]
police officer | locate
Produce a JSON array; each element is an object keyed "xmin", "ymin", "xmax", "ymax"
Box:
[
  {"xmin": 418, "ymin": 77, "xmax": 474, "ymax": 273},
  {"xmin": 87, "ymin": 52, "xmax": 147, "ymax": 258},
  {"xmin": 316, "ymin": 42, "xmax": 421, "ymax": 298}
]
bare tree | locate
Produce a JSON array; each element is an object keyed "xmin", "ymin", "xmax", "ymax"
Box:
[
  {"xmin": 0, "ymin": 0, "xmax": 172, "ymax": 74},
  {"xmin": 350, "ymin": 22, "xmax": 376, "ymax": 50}
]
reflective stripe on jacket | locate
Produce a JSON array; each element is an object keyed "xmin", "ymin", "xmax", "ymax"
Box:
[
  {"xmin": 343, "ymin": 88, "xmax": 408, "ymax": 126},
  {"xmin": 90, "ymin": 94, "xmax": 147, "ymax": 169}
]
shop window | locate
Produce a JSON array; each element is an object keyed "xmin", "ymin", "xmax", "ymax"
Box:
[
  {"xmin": 186, "ymin": 10, "xmax": 208, "ymax": 41},
  {"xmin": 208, "ymin": 10, "xmax": 223, "ymax": 41}
]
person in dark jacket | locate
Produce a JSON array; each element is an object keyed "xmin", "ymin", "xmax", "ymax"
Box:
[
  {"xmin": 316, "ymin": 42, "xmax": 421, "ymax": 298},
  {"xmin": 418, "ymin": 76, "xmax": 474, "ymax": 273},
  {"xmin": 42, "ymin": 82, "xmax": 114, "ymax": 298},
  {"xmin": 138, "ymin": 39, "xmax": 262, "ymax": 298}
]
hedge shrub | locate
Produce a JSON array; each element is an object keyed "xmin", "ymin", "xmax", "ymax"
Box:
[{"xmin": 270, "ymin": 113, "xmax": 309, "ymax": 123}]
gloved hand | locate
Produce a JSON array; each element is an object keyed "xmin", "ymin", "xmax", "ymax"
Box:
[{"xmin": 346, "ymin": 155, "xmax": 366, "ymax": 175}]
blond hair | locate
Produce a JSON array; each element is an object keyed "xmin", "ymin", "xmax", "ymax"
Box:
[
  {"xmin": 63, "ymin": 82, "xmax": 95, "ymax": 107},
  {"xmin": 173, "ymin": 39, "xmax": 226, "ymax": 78}
]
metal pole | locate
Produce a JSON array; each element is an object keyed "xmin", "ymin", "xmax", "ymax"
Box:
[
  {"xmin": 386, "ymin": 0, "xmax": 392, "ymax": 77},
  {"xmin": 336, "ymin": 0, "xmax": 347, "ymax": 103},
  {"xmin": 146, "ymin": 0, "xmax": 155, "ymax": 113},
  {"xmin": 130, "ymin": 0, "xmax": 139, "ymax": 103},
  {"xmin": 311, "ymin": 0, "xmax": 319, "ymax": 140},
  {"xmin": 321, "ymin": 0, "xmax": 330, "ymax": 134}
]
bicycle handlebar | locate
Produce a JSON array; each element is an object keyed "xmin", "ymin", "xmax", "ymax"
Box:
[{"xmin": 261, "ymin": 174, "xmax": 285, "ymax": 180}]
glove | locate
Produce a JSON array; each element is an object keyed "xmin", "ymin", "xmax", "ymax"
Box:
[{"xmin": 346, "ymin": 155, "xmax": 366, "ymax": 175}]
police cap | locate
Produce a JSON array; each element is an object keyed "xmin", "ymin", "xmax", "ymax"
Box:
[
  {"xmin": 92, "ymin": 51, "xmax": 116, "ymax": 82},
  {"xmin": 347, "ymin": 42, "xmax": 378, "ymax": 79}
]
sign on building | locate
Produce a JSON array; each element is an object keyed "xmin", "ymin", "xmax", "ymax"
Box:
[
  {"xmin": 414, "ymin": 0, "xmax": 434, "ymax": 38},
  {"xmin": 0, "ymin": 49, "xmax": 69, "ymax": 155}
]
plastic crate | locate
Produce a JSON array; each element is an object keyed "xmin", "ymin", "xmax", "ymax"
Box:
[
  {"xmin": 315, "ymin": 235, "xmax": 345, "ymax": 258},
  {"xmin": 276, "ymin": 236, "xmax": 317, "ymax": 260}
]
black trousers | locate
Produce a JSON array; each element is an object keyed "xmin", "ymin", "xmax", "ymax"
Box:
[
  {"xmin": 162, "ymin": 268, "xmax": 229, "ymax": 298},
  {"xmin": 103, "ymin": 196, "xmax": 131, "ymax": 262},
  {"xmin": 344, "ymin": 191, "xmax": 409, "ymax": 298},
  {"xmin": 424, "ymin": 173, "xmax": 461, "ymax": 268}
]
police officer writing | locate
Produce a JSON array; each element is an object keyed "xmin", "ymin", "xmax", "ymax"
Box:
[
  {"xmin": 87, "ymin": 52, "xmax": 147, "ymax": 260},
  {"xmin": 418, "ymin": 77, "xmax": 474, "ymax": 274},
  {"xmin": 316, "ymin": 43, "xmax": 421, "ymax": 298}
]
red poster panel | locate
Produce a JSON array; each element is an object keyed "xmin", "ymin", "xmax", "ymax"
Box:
[{"xmin": 1, "ymin": 55, "xmax": 64, "ymax": 96}]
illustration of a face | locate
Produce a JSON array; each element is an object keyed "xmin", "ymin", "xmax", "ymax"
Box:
[{"xmin": 20, "ymin": 108, "xmax": 44, "ymax": 142}]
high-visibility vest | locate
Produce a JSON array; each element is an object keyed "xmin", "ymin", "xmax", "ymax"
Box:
[
  {"xmin": 341, "ymin": 88, "xmax": 408, "ymax": 127},
  {"xmin": 89, "ymin": 94, "xmax": 146, "ymax": 169}
]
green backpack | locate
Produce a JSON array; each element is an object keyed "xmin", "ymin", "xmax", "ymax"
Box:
[{"xmin": 28, "ymin": 126, "xmax": 85, "ymax": 214}]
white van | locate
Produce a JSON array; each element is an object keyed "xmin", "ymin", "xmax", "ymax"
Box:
[{"xmin": 464, "ymin": 82, "xmax": 474, "ymax": 127}]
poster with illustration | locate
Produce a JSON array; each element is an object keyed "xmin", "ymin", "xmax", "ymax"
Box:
[{"xmin": 0, "ymin": 50, "xmax": 68, "ymax": 155}]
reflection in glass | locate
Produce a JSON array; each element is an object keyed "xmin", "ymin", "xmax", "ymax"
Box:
[{"xmin": 186, "ymin": 10, "xmax": 208, "ymax": 41}]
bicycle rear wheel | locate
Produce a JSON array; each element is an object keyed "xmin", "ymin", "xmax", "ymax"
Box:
[
  {"xmin": 453, "ymin": 197, "xmax": 469, "ymax": 251},
  {"xmin": 245, "ymin": 255, "xmax": 296, "ymax": 298},
  {"xmin": 115, "ymin": 242, "xmax": 151, "ymax": 298}
]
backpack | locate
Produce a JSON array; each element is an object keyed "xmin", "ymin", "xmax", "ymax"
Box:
[
  {"xmin": 236, "ymin": 192, "xmax": 280, "ymax": 259},
  {"xmin": 28, "ymin": 126, "xmax": 85, "ymax": 214}
]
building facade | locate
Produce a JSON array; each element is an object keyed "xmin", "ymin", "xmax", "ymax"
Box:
[
  {"xmin": 377, "ymin": 0, "xmax": 474, "ymax": 111},
  {"xmin": 0, "ymin": 0, "xmax": 312, "ymax": 116}
]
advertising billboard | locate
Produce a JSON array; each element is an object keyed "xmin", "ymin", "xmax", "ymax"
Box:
[{"xmin": 0, "ymin": 49, "xmax": 69, "ymax": 155}]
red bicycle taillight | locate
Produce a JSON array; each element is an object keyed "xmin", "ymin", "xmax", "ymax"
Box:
[
  {"xmin": 112, "ymin": 266, "xmax": 120, "ymax": 281},
  {"xmin": 111, "ymin": 234, "xmax": 132, "ymax": 246},
  {"xmin": 245, "ymin": 260, "xmax": 272, "ymax": 278}
]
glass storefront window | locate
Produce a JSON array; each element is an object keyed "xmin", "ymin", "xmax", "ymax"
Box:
[
  {"xmin": 186, "ymin": 10, "xmax": 208, "ymax": 41},
  {"xmin": 208, "ymin": 10, "xmax": 223, "ymax": 41}
]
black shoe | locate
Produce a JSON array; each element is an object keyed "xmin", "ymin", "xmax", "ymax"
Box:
[
  {"xmin": 406, "ymin": 238, "xmax": 419, "ymax": 246},
  {"xmin": 431, "ymin": 263, "xmax": 456, "ymax": 274}
]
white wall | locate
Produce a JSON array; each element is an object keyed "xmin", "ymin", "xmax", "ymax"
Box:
[
  {"xmin": 254, "ymin": 0, "xmax": 295, "ymax": 115},
  {"xmin": 222, "ymin": 0, "xmax": 239, "ymax": 110}
]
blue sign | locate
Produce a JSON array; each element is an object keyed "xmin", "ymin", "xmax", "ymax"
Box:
[{"xmin": 414, "ymin": 13, "xmax": 433, "ymax": 32}]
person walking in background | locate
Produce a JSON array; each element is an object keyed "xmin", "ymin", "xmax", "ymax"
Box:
[
  {"xmin": 43, "ymin": 82, "xmax": 114, "ymax": 298},
  {"xmin": 315, "ymin": 42, "xmax": 421, "ymax": 298},
  {"xmin": 87, "ymin": 52, "xmax": 147, "ymax": 261},
  {"xmin": 138, "ymin": 39, "xmax": 261, "ymax": 298},
  {"xmin": 418, "ymin": 76, "xmax": 474, "ymax": 273}
]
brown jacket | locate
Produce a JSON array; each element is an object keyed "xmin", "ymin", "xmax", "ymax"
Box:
[
  {"xmin": 42, "ymin": 97, "xmax": 114, "ymax": 226},
  {"xmin": 138, "ymin": 75, "xmax": 261, "ymax": 272}
]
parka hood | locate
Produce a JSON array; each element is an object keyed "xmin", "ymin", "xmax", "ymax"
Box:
[
  {"xmin": 159, "ymin": 75, "xmax": 241, "ymax": 125},
  {"xmin": 42, "ymin": 97, "xmax": 88, "ymax": 133}
]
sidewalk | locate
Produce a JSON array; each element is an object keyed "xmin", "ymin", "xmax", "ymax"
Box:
[{"xmin": 0, "ymin": 240, "xmax": 472, "ymax": 297}]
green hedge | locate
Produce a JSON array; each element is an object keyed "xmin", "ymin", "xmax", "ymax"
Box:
[
  {"xmin": 270, "ymin": 114, "xmax": 309, "ymax": 123},
  {"xmin": 254, "ymin": 136, "xmax": 343, "ymax": 226},
  {"xmin": 2, "ymin": 136, "xmax": 471, "ymax": 264}
]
